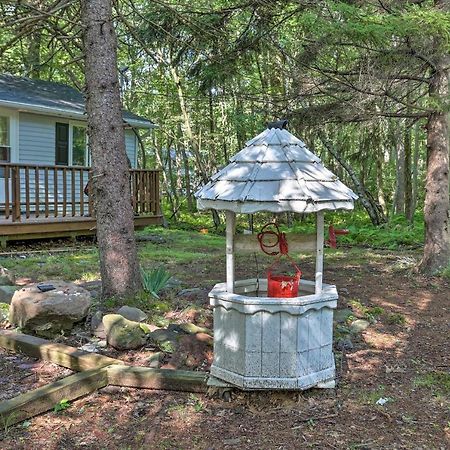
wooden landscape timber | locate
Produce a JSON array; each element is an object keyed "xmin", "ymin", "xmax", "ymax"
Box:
[
  {"xmin": 0, "ymin": 330, "xmax": 210, "ymax": 426},
  {"xmin": 0, "ymin": 368, "xmax": 109, "ymax": 427},
  {"xmin": 107, "ymin": 365, "xmax": 208, "ymax": 393},
  {"xmin": 0, "ymin": 330, "xmax": 122, "ymax": 371}
]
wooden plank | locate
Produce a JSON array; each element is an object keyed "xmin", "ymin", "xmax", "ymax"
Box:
[
  {"xmin": 62, "ymin": 167, "xmax": 67, "ymax": 217},
  {"xmin": 107, "ymin": 365, "xmax": 208, "ymax": 393},
  {"xmin": 234, "ymin": 233, "xmax": 316, "ymax": 253},
  {"xmin": 79, "ymin": 169, "xmax": 84, "ymax": 216},
  {"xmin": 12, "ymin": 166, "xmax": 21, "ymax": 222},
  {"xmin": 225, "ymin": 210, "xmax": 236, "ymax": 293},
  {"xmin": 4, "ymin": 165, "xmax": 10, "ymax": 219},
  {"xmin": 0, "ymin": 368, "xmax": 108, "ymax": 426},
  {"xmin": 25, "ymin": 166, "xmax": 30, "ymax": 219},
  {"xmin": 315, "ymin": 212, "xmax": 324, "ymax": 294},
  {"xmin": 53, "ymin": 167, "xmax": 58, "ymax": 217},
  {"xmin": 34, "ymin": 166, "xmax": 39, "ymax": 218},
  {"xmin": 0, "ymin": 330, "xmax": 122, "ymax": 371},
  {"xmin": 44, "ymin": 167, "xmax": 49, "ymax": 218},
  {"xmin": 71, "ymin": 168, "xmax": 76, "ymax": 217}
]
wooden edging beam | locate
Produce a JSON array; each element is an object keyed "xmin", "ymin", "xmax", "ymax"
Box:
[
  {"xmin": 0, "ymin": 368, "xmax": 108, "ymax": 427},
  {"xmin": 0, "ymin": 330, "xmax": 211, "ymax": 425},
  {"xmin": 107, "ymin": 365, "xmax": 208, "ymax": 393},
  {"xmin": 0, "ymin": 330, "xmax": 122, "ymax": 371}
]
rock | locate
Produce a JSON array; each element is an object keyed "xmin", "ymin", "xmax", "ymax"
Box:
[
  {"xmin": 90, "ymin": 311, "xmax": 105, "ymax": 338},
  {"xmin": 335, "ymin": 338, "xmax": 354, "ymax": 351},
  {"xmin": 8, "ymin": 281, "xmax": 91, "ymax": 336},
  {"xmin": 147, "ymin": 352, "xmax": 163, "ymax": 368},
  {"xmin": 350, "ymin": 319, "xmax": 370, "ymax": 333},
  {"xmin": 0, "ymin": 267, "xmax": 15, "ymax": 286},
  {"xmin": 117, "ymin": 305, "xmax": 148, "ymax": 322},
  {"xmin": 103, "ymin": 314, "xmax": 148, "ymax": 350},
  {"xmin": 0, "ymin": 302, "xmax": 9, "ymax": 324},
  {"xmin": 163, "ymin": 333, "xmax": 213, "ymax": 370},
  {"xmin": 0, "ymin": 286, "xmax": 20, "ymax": 304},
  {"xmin": 178, "ymin": 322, "xmax": 212, "ymax": 335},
  {"xmin": 79, "ymin": 343, "xmax": 99, "ymax": 353},
  {"xmin": 334, "ymin": 308, "xmax": 353, "ymax": 324},
  {"xmin": 148, "ymin": 328, "xmax": 180, "ymax": 353}
]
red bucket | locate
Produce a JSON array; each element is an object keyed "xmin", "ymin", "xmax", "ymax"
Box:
[{"xmin": 267, "ymin": 271, "xmax": 301, "ymax": 298}]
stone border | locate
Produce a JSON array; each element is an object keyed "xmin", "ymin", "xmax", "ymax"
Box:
[{"xmin": 0, "ymin": 330, "xmax": 208, "ymax": 426}]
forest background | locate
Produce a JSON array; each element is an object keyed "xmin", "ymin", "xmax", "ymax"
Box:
[{"xmin": 0, "ymin": 0, "xmax": 448, "ymax": 276}]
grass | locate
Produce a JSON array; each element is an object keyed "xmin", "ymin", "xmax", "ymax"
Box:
[
  {"xmin": 0, "ymin": 228, "xmax": 224, "ymax": 284},
  {"xmin": 414, "ymin": 371, "xmax": 450, "ymax": 397}
]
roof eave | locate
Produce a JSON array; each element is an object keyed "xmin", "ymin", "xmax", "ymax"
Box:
[{"xmin": 0, "ymin": 99, "xmax": 156, "ymax": 129}]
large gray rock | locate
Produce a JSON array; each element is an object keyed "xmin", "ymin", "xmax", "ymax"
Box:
[
  {"xmin": 90, "ymin": 310, "xmax": 106, "ymax": 338},
  {"xmin": 8, "ymin": 281, "xmax": 91, "ymax": 336},
  {"xmin": 0, "ymin": 267, "xmax": 15, "ymax": 286},
  {"xmin": 103, "ymin": 314, "xmax": 150, "ymax": 350},
  {"xmin": 117, "ymin": 305, "xmax": 148, "ymax": 322},
  {"xmin": 0, "ymin": 286, "xmax": 20, "ymax": 304},
  {"xmin": 350, "ymin": 319, "xmax": 370, "ymax": 333}
]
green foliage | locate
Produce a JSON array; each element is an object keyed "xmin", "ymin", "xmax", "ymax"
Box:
[
  {"xmin": 53, "ymin": 399, "xmax": 71, "ymax": 413},
  {"xmin": 348, "ymin": 299, "xmax": 384, "ymax": 323},
  {"xmin": 141, "ymin": 267, "xmax": 172, "ymax": 299},
  {"xmin": 387, "ymin": 313, "xmax": 406, "ymax": 325},
  {"xmin": 414, "ymin": 372, "xmax": 450, "ymax": 396}
]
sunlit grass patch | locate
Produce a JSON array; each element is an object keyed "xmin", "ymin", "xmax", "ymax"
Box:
[{"xmin": 414, "ymin": 371, "xmax": 450, "ymax": 397}]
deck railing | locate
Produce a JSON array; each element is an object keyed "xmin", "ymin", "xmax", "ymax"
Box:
[{"xmin": 0, "ymin": 163, "xmax": 160, "ymax": 222}]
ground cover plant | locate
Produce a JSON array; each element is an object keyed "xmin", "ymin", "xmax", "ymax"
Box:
[{"xmin": 0, "ymin": 227, "xmax": 449, "ymax": 449}]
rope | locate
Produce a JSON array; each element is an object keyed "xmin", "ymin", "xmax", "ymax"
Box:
[{"xmin": 257, "ymin": 222, "xmax": 289, "ymax": 256}]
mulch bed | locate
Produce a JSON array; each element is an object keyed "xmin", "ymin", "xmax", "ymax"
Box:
[{"xmin": 0, "ymin": 249, "xmax": 449, "ymax": 449}]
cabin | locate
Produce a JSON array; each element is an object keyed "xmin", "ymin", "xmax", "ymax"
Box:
[{"xmin": 0, "ymin": 74, "xmax": 162, "ymax": 247}]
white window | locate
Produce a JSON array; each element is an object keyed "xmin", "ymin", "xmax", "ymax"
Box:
[
  {"xmin": 0, "ymin": 115, "xmax": 10, "ymax": 163},
  {"xmin": 55, "ymin": 122, "xmax": 89, "ymax": 166},
  {"xmin": 72, "ymin": 125, "xmax": 89, "ymax": 166}
]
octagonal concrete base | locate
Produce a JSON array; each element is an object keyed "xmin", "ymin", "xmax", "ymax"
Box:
[{"xmin": 209, "ymin": 278, "xmax": 337, "ymax": 390}]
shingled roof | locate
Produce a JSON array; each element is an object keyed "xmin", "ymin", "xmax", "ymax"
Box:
[
  {"xmin": 195, "ymin": 125, "xmax": 358, "ymax": 214},
  {"xmin": 0, "ymin": 74, "xmax": 155, "ymax": 129}
]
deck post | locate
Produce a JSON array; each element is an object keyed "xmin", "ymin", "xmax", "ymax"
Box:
[
  {"xmin": 315, "ymin": 211, "xmax": 324, "ymax": 294},
  {"xmin": 11, "ymin": 166, "xmax": 21, "ymax": 222},
  {"xmin": 225, "ymin": 210, "xmax": 236, "ymax": 293}
]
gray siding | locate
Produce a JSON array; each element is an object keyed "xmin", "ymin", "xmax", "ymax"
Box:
[
  {"xmin": 125, "ymin": 129, "xmax": 136, "ymax": 167},
  {"xmin": 18, "ymin": 112, "xmax": 138, "ymax": 168},
  {"xmin": 19, "ymin": 112, "xmax": 56, "ymax": 165}
]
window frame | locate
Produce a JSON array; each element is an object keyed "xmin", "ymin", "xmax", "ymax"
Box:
[
  {"xmin": 0, "ymin": 107, "xmax": 18, "ymax": 164},
  {"xmin": 54, "ymin": 120, "xmax": 89, "ymax": 167}
]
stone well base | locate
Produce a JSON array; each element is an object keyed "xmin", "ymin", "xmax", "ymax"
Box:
[{"xmin": 209, "ymin": 278, "xmax": 338, "ymax": 390}]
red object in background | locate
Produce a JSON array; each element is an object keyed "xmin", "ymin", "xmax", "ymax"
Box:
[{"xmin": 326, "ymin": 225, "xmax": 349, "ymax": 248}]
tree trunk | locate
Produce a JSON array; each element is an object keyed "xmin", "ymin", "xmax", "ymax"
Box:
[
  {"xmin": 404, "ymin": 125, "xmax": 413, "ymax": 223},
  {"xmin": 419, "ymin": 0, "xmax": 450, "ymax": 274},
  {"xmin": 419, "ymin": 73, "xmax": 450, "ymax": 272},
  {"xmin": 319, "ymin": 132, "xmax": 387, "ymax": 226},
  {"xmin": 394, "ymin": 129, "xmax": 406, "ymax": 215},
  {"xmin": 82, "ymin": 0, "xmax": 141, "ymax": 299}
]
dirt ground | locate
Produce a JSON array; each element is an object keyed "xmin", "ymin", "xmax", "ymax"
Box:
[{"xmin": 0, "ymin": 248, "xmax": 449, "ymax": 450}]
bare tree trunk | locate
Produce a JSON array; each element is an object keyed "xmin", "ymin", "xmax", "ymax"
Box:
[
  {"xmin": 394, "ymin": 129, "xmax": 406, "ymax": 215},
  {"xmin": 411, "ymin": 122, "xmax": 421, "ymax": 219},
  {"xmin": 319, "ymin": 132, "xmax": 386, "ymax": 226},
  {"xmin": 419, "ymin": 64, "xmax": 450, "ymax": 272},
  {"xmin": 404, "ymin": 125, "xmax": 413, "ymax": 223},
  {"xmin": 82, "ymin": 0, "xmax": 141, "ymax": 299}
]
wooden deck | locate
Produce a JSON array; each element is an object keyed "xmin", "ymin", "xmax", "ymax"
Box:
[{"xmin": 0, "ymin": 163, "xmax": 163, "ymax": 246}]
